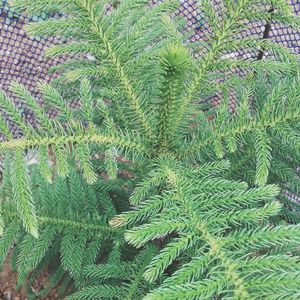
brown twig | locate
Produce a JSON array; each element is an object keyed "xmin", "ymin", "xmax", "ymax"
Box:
[{"xmin": 257, "ymin": 7, "xmax": 275, "ymax": 60}]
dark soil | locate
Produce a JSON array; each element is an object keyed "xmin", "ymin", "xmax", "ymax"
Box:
[
  {"xmin": 0, "ymin": 255, "xmax": 27, "ymax": 300},
  {"xmin": 0, "ymin": 255, "xmax": 60, "ymax": 300}
]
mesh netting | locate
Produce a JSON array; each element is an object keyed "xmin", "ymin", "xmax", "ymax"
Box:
[
  {"xmin": 0, "ymin": 1, "xmax": 299, "ymax": 203},
  {"xmin": 0, "ymin": 0, "xmax": 298, "ymax": 134}
]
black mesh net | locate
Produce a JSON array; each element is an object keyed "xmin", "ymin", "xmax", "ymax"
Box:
[
  {"xmin": 0, "ymin": 1, "xmax": 299, "ymax": 133},
  {"xmin": 0, "ymin": 2, "xmax": 298, "ymax": 202}
]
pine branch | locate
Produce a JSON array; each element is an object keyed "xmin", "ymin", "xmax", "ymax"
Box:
[
  {"xmin": 173, "ymin": 0, "xmax": 256, "ymax": 135},
  {"xmin": 0, "ymin": 130, "xmax": 148, "ymax": 156},
  {"xmin": 180, "ymin": 107, "xmax": 300, "ymax": 159},
  {"xmin": 254, "ymin": 129, "xmax": 272, "ymax": 186},
  {"xmin": 2, "ymin": 209, "xmax": 116, "ymax": 234},
  {"xmin": 156, "ymin": 45, "xmax": 190, "ymax": 152},
  {"xmin": 10, "ymin": 150, "xmax": 38, "ymax": 237},
  {"xmin": 2, "ymin": 1, "xmax": 300, "ymax": 299},
  {"xmin": 74, "ymin": 0, "xmax": 154, "ymax": 139}
]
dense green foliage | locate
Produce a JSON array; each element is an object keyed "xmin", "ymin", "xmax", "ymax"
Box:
[{"xmin": 0, "ymin": 0, "xmax": 300, "ymax": 298}]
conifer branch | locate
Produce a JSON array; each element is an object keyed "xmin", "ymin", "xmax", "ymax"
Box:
[
  {"xmin": 1, "ymin": 1, "xmax": 300, "ymax": 299},
  {"xmin": 10, "ymin": 150, "xmax": 38, "ymax": 238},
  {"xmin": 180, "ymin": 108, "xmax": 300, "ymax": 159},
  {"xmin": 162, "ymin": 168, "xmax": 251, "ymax": 299},
  {"xmin": 2, "ymin": 209, "xmax": 116, "ymax": 234},
  {"xmin": 173, "ymin": 0, "xmax": 255, "ymax": 134},
  {"xmin": 0, "ymin": 131, "xmax": 148, "ymax": 156},
  {"xmin": 75, "ymin": 0, "xmax": 154, "ymax": 140}
]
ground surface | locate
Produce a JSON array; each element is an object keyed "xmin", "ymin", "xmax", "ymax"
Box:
[
  {"xmin": 0, "ymin": 255, "xmax": 27, "ymax": 300},
  {"xmin": 0, "ymin": 255, "xmax": 60, "ymax": 300}
]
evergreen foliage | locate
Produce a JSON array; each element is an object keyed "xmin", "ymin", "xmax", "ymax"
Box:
[{"xmin": 0, "ymin": 0, "xmax": 299, "ymax": 298}]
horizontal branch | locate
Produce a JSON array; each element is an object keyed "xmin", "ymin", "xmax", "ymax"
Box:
[
  {"xmin": 2, "ymin": 209, "xmax": 117, "ymax": 234},
  {"xmin": 0, "ymin": 131, "xmax": 148, "ymax": 156},
  {"xmin": 180, "ymin": 109, "xmax": 300, "ymax": 159},
  {"xmin": 38, "ymin": 216, "xmax": 115, "ymax": 233}
]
